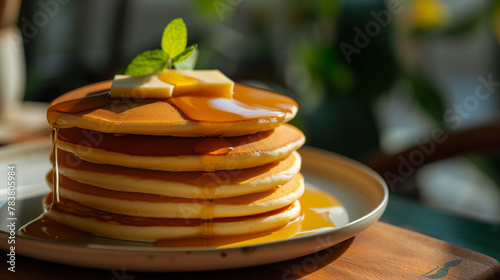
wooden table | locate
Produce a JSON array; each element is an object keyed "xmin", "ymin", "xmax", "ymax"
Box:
[{"xmin": 1, "ymin": 221, "xmax": 498, "ymax": 280}]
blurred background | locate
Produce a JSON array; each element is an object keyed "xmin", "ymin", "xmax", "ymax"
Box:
[{"xmin": 1, "ymin": 0, "xmax": 500, "ymax": 225}]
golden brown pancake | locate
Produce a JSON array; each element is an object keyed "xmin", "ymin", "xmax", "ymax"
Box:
[
  {"xmin": 47, "ymin": 81, "xmax": 298, "ymax": 137},
  {"xmin": 44, "ymin": 195, "xmax": 301, "ymax": 241},
  {"xmin": 56, "ymin": 150, "xmax": 302, "ymax": 199},
  {"xmin": 56, "ymin": 124, "xmax": 305, "ymax": 171},
  {"xmin": 48, "ymin": 173, "xmax": 304, "ymax": 219}
]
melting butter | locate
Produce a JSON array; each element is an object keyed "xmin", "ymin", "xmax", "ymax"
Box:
[
  {"xmin": 110, "ymin": 70, "xmax": 234, "ymax": 99},
  {"xmin": 110, "ymin": 74, "xmax": 174, "ymax": 99},
  {"xmin": 159, "ymin": 70, "xmax": 234, "ymax": 98}
]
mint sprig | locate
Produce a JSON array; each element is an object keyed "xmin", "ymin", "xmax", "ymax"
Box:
[
  {"xmin": 124, "ymin": 50, "xmax": 169, "ymax": 76},
  {"xmin": 161, "ymin": 18, "xmax": 187, "ymax": 59},
  {"xmin": 125, "ymin": 18, "xmax": 197, "ymax": 76},
  {"xmin": 174, "ymin": 47, "xmax": 199, "ymax": 70}
]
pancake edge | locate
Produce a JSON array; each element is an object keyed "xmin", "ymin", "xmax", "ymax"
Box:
[
  {"xmin": 45, "ymin": 198, "xmax": 302, "ymax": 242},
  {"xmin": 58, "ymin": 151, "xmax": 302, "ymax": 199},
  {"xmin": 50, "ymin": 173, "xmax": 304, "ymax": 219},
  {"xmin": 57, "ymin": 134, "xmax": 305, "ymax": 172}
]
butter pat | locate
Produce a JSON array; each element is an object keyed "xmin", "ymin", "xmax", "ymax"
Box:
[
  {"xmin": 110, "ymin": 74, "xmax": 175, "ymax": 98},
  {"xmin": 158, "ymin": 70, "xmax": 234, "ymax": 98},
  {"xmin": 110, "ymin": 70, "xmax": 234, "ymax": 99}
]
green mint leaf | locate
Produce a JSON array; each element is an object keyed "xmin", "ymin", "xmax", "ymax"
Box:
[
  {"xmin": 172, "ymin": 44, "xmax": 197, "ymax": 64},
  {"xmin": 124, "ymin": 18, "xmax": 198, "ymax": 75},
  {"xmin": 174, "ymin": 48, "xmax": 199, "ymax": 70},
  {"xmin": 125, "ymin": 49, "xmax": 169, "ymax": 76},
  {"xmin": 161, "ymin": 18, "xmax": 187, "ymax": 58}
]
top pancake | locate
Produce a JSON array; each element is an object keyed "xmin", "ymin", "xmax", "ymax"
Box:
[{"xmin": 47, "ymin": 81, "xmax": 298, "ymax": 137}]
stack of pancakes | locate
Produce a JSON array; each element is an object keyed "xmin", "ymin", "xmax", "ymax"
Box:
[{"xmin": 45, "ymin": 81, "xmax": 305, "ymax": 242}]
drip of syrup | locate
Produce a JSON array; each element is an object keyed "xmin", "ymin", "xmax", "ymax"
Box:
[
  {"xmin": 200, "ymin": 198, "xmax": 215, "ymax": 238},
  {"xmin": 193, "ymin": 137, "xmax": 234, "ymax": 156},
  {"xmin": 195, "ymin": 148, "xmax": 230, "ymax": 238},
  {"xmin": 51, "ymin": 128, "xmax": 60, "ymax": 204},
  {"xmin": 19, "ymin": 126, "xmax": 91, "ymax": 242}
]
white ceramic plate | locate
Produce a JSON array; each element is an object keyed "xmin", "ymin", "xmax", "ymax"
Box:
[{"xmin": 0, "ymin": 142, "xmax": 388, "ymax": 272}]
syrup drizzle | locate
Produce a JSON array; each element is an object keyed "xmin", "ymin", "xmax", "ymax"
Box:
[
  {"xmin": 200, "ymin": 194, "xmax": 215, "ymax": 238},
  {"xmin": 195, "ymin": 147, "xmax": 232, "ymax": 238},
  {"xmin": 51, "ymin": 128, "xmax": 60, "ymax": 203},
  {"xmin": 168, "ymin": 85, "xmax": 297, "ymax": 123},
  {"xmin": 193, "ymin": 137, "xmax": 236, "ymax": 237},
  {"xmin": 47, "ymin": 91, "xmax": 111, "ymax": 127}
]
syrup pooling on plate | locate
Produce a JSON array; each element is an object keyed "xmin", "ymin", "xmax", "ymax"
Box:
[{"xmin": 19, "ymin": 215, "xmax": 89, "ymax": 242}]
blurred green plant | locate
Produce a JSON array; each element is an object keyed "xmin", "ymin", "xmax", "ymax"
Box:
[{"xmin": 19, "ymin": 0, "xmax": 497, "ymax": 163}]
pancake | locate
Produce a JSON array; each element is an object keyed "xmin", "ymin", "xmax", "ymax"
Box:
[
  {"xmin": 48, "ymin": 172, "xmax": 304, "ymax": 219},
  {"xmin": 44, "ymin": 195, "xmax": 301, "ymax": 241},
  {"xmin": 56, "ymin": 124, "xmax": 305, "ymax": 171},
  {"xmin": 47, "ymin": 81, "xmax": 298, "ymax": 137},
  {"xmin": 56, "ymin": 150, "xmax": 302, "ymax": 199}
]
